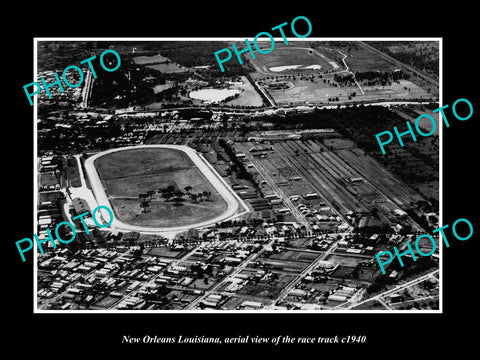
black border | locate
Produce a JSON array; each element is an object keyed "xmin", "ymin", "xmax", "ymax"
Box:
[{"xmin": 6, "ymin": 4, "xmax": 479, "ymax": 355}]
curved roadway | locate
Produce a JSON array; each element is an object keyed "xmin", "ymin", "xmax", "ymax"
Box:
[{"xmin": 84, "ymin": 144, "xmax": 249, "ymax": 234}]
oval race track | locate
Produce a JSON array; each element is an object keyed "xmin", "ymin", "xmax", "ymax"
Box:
[{"xmin": 84, "ymin": 144, "xmax": 249, "ymax": 234}]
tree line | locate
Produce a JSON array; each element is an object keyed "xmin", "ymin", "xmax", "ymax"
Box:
[{"xmin": 138, "ymin": 185, "xmax": 212, "ymax": 213}]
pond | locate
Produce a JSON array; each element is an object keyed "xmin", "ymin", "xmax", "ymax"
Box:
[{"xmin": 189, "ymin": 88, "xmax": 241, "ymax": 103}]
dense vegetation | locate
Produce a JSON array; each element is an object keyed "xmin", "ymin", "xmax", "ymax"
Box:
[
  {"xmin": 334, "ymin": 70, "xmax": 410, "ymax": 86},
  {"xmin": 369, "ymin": 41, "xmax": 439, "ymax": 78}
]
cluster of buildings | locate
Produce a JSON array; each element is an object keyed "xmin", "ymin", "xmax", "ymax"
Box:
[
  {"xmin": 37, "ymin": 70, "xmax": 84, "ymax": 106},
  {"xmin": 37, "ymin": 238, "xmax": 268, "ymax": 310}
]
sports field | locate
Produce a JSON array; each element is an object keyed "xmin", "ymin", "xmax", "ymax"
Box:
[
  {"xmin": 249, "ymin": 46, "xmax": 341, "ymax": 75},
  {"xmin": 90, "ymin": 146, "xmax": 240, "ymax": 230}
]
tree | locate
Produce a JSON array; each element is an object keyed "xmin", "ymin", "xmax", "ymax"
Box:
[
  {"xmin": 184, "ymin": 185, "xmax": 192, "ymax": 194},
  {"xmin": 133, "ymin": 248, "xmax": 142, "ymax": 259},
  {"xmin": 202, "ymin": 190, "xmax": 209, "ymax": 200},
  {"xmin": 190, "ymin": 193, "xmax": 198, "ymax": 203},
  {"xmin": 161, "ymin": 188, "xmax": 173, "ymax": 202},
  {"xmin": 140, "ymin": 200, "xmax": 150, "ymax": 213}
]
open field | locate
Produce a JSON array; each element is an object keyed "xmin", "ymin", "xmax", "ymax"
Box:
[
  {"xmin": 65, "ymin": 156, "xmax": 81, "ymax": 187},
  {"xmin": 110, "ymin": 197, "xmax": 226, "ymax": 228},
  {"xmin": 226, "ymin": 76, "xmax": 264, "ymax": 107},
  {"xmin": 145, "ymin": 246, "xmax": 186, "ymax": 258},
  {"xmin": 327, "ymin": 254, "xmax": 367, "ymax": 267},
  {"xmin": 146, "ymin": 63, "xmax": 185, "ymax": 73},
  {"xmin": 39, "ymin": 172, "xmax": 59, "ymax": 187},
  {"xmin": 237, "ymin": 272, "xmax": 295, "ymax": 299},
  {"xmin": 133, "ymin": 54, "xmax": 169, "ymax": 65},
  {"xmin": 267, "ymin": 78, "xmax": 357, "ymax": 105},
  {"xmin": 336, "ymin": 44, "xmax": 399, "ymax": 73},
  {"xmin": 95, "ymin": 147, "xmax": 193, "ymax": 180},
  {"xmin": 265, "ymin": 78, "xmax": 431, "ymax": 105},
  {"xmin": 85, "ymin": 145, "xmax": 247, "ymax": 232},
  {"xmin": 153, "ymin": 82, "xmax": 174, "ymax": 94},
  {"xmin": 362, "ymin": 80, "xmax": 431, "ymax": 100},
  {"xmin": 268, "ymin": 249, "xmax": 320, "ymax": 263}
]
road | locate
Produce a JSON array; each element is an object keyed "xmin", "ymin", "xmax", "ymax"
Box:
[
  {"xmin": 266, "ymin": 242, "xmax": 339, "ymax": 308},
  {"xmin": 254, "ymin": 80, "xmax": 277, "ymax": 107},
  {"xmin": 81, "ymin": 70, "xmax": 93, "ymax": 108},
  {"xmin": 108, "ymin": 244, "xmax": 202, "ymax": 309},
  {"xmin": 242, "ymin": 151, "xmax": 312, "ymax": 232},
  {"xmin": 271, "ymin": 144, "xmax": 354, "ymax": 231},
  {"xmin": 326, "ymin": 47, "xmax": 365, "ymax": 95},
  {"xmin": 344, "ymin": 269, "xmax": 439, "ymax": 310},
  {"xmin": 184, "ymin": 238, "xmax": 278, "ymax": 310}
]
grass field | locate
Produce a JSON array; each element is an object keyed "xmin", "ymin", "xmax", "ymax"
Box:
[
  {"xmin": 339, "ymin": 45, "xmax": 399, "ymax": 73},
  {"xmin": 93, "ymin": 147, "xmax": 227, "ymax": 228},
  {"xmin": 362, "ymin": 80, "xmax": 431, "ymax": 100},
  {"xmin": 133, "ymin": 54, "xmax": 169, "ymax": 65},
  {"xmin": 65, "ymin": 156, "xmax": 81, "ymax": 187},
  {"xmin": 226, "ymin": 76, "xmax": 264, "ymax": 107},
  {"xmin": 39, "ymin": 172, "xmax": 59, "ymax": 187},
  {"xmin": 146, "ymin": 246, "xmax": 186, "ymax": 258},
  {"xmin": 266, "ymin": 78, "xmax": 431, "ymax": 105},
  {"xmin": 146, "ymin": 63, "xmax": 185, "ymax": 73},
  {"xmin": 267, "ymin": 78, "xmax": 357, "ymax": 105}
]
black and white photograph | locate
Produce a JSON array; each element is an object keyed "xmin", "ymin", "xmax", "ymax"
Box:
[
  {"xmin": 33, "ymin": 38, "xmax": 441, "ymax": 313},
  {"xmin": 5, "ymin": 4, "xmax": 478, "ymax": 356}
]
